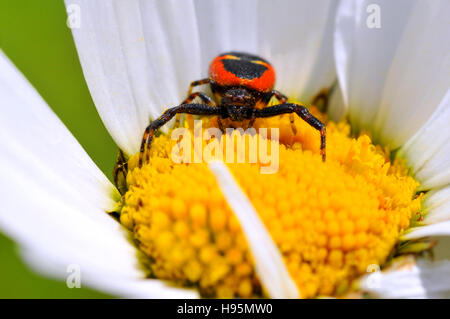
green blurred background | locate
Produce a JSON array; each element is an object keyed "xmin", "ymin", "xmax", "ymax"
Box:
[{"xmin": 0, "ymin": 1, "xmax": 115, "ymax": 298}]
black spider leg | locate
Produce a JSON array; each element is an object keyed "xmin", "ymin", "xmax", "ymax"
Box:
[
  {"xmin": 139, "ymin": 103, "xmax": 224, "ymax": 167},
  {"xmin": 174, "ymin": 91, "xmax": 215, "ymax": 127},
  {"xmin": 187, "ymin": 78, "xmax": 211, "ymax": 95},
  {"xmin": 175, "ymin": 78, "xmax": 212, "ymax": 126},
  {"xmin": 113, "ymin": 149, "xmax": 128, "ymax": 194},
  {"xmin": 253, "ymin": 103, "xmax": 326, "ymax": 161},
  {"xmin": 311, "ymin": 88, "xmax": 329, "ymax": 110},
  {"xmin": 311, "ymin": 80, "xmax": 338, "ymax": 113},
  {"xmin": 261, "ymin": 90, "xmax": 298, "ymax": 135},
  {"xmin": 261, "ymin": 90, "xmax": 288, "ymax": 108}
]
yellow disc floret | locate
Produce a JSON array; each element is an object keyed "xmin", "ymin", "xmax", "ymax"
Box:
[{"xmin": 119, "ymin": 108, "xmax": 422, "ymax": 298}]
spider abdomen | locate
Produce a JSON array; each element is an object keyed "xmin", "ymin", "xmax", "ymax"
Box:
[{"xmin": 209, "ymin": 52, "xmax": 276, "ymax": 93}]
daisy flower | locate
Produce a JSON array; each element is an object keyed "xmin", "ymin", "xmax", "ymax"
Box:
[{"xmin": 0, "ymin": 0, "xmax": 449, "ymax": 298}]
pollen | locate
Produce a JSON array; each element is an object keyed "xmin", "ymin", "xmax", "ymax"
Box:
[{"xmin": 119, "ymin": 107, "xmax": 422, "ymax": 298}]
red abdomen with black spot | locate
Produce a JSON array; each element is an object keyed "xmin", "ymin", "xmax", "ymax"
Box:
[{"xmin": 209, "ymin": 52, "xmax": 275, "ymax": 93}]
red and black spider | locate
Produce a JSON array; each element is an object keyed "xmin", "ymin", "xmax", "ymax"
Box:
[{"xmin": 138, "ymin": 52, "xmax": 326, "ymax": 167}]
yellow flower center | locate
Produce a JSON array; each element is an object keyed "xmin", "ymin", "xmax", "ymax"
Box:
[{"xmin": 118, "ymin": 107, "xmax": 422, "ymax": 298}]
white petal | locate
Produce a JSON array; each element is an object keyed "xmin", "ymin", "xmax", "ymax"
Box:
[
  {"xmin": 0, "ymin": 52, "xmax": 197, "ymax": 298},
  {"xmin": 21, "ymin": 249, "xmax": 198, "ymax": 298},
  {"xmin": 360, "ymin": 258, "xmax": 450, "ymax": 298},
  {"xmin": 328, "ymin": 82, "xmax": 347, "ymax": 122},
  {"xmin": 335, "ymin": 0, "xmax": 450, "ymax": 148},
  {"xmin": 335, "ymin": 0, "xmax": 415, "ymax": 134},
  {"xmin": 403, "ymin": 221, "xmax": 450, "ymax": 240},
  {"xmin": 398, "ymin": 89, "xmax": 450, "ymax": 190},
  {"xmin": 194, "ymin": 0, "xmax": 259, "ymax": 68},
  {"xmin": 257, "ymin": 0, "xmax": 338, "ymax": 103},
  {"xmin": 423, "ymin": 186, "xmax": 450, "ymax": 225},
  {"xmin": 66, "ymin": 0, "xmax": 202, "ymax": 155},
  {"xmin": 209, "ymin": 162, "xmax": 299, "ymax": 299}
]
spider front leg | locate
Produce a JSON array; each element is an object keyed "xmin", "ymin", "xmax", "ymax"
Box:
[
  {"xmin": 262, "ymin": 90, "xmax": 298, "ymax": 135},
  {"xmin": 139, "ymin": 103, "xmax": 222, "ymax": 167},
  {"xmin": 175, "ymin": 78, "xmax": 212, "ymax": 126},
  {"xmin": 311, "ymin": 87, "xmax": 330, "ymax": 112},
  {"xmin": 186, "ymin": 78, "xmax": 210, "ymax": 96},
  {"xmin": 174, "ymin": 91, "xmax": 215, "ymax": 127},
  {"xmin": 113, "ymin": 149, "xmax": 128, "ymax": 195},
  {"xmin": 254, "ymin": 103, "xmax": 326, "ymax": 161}
]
